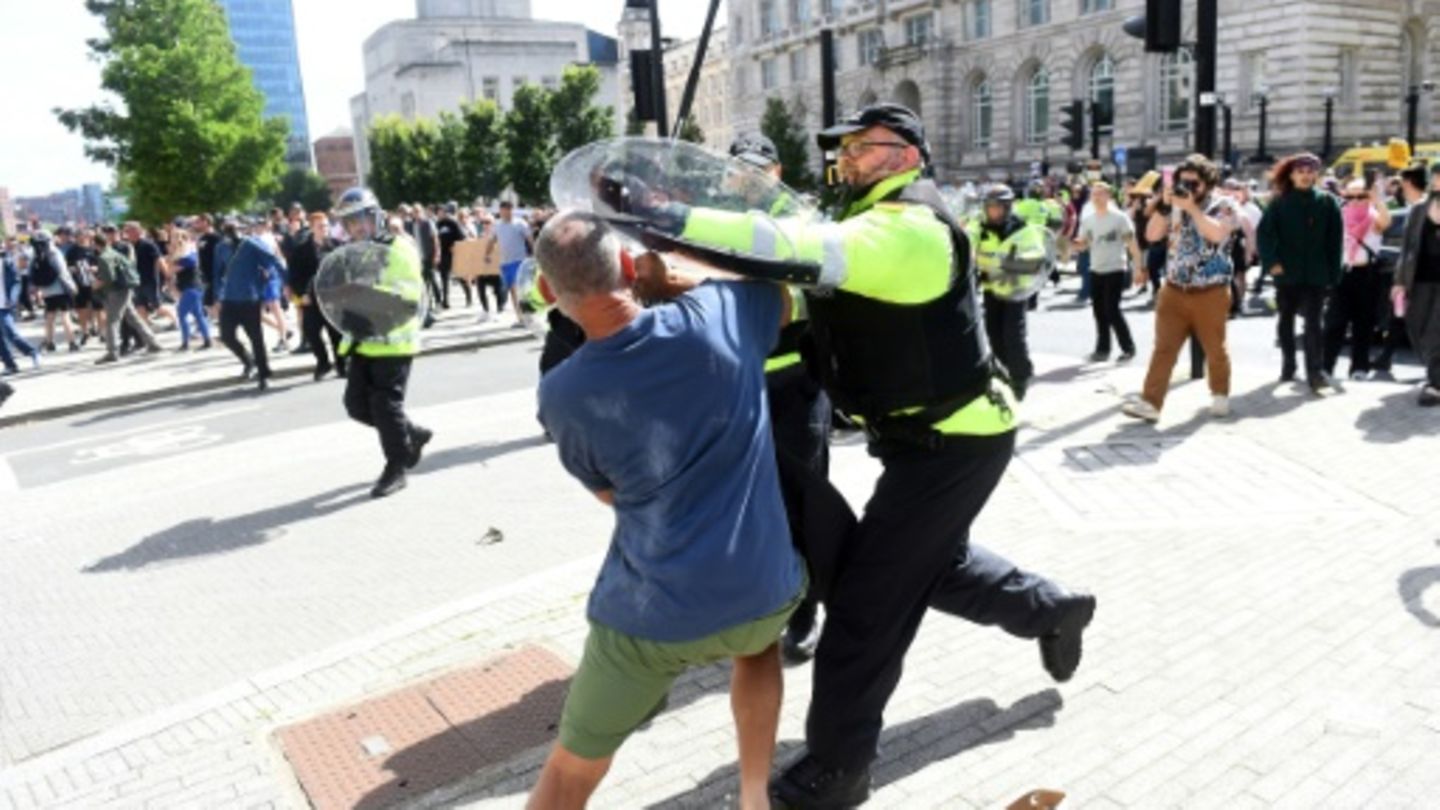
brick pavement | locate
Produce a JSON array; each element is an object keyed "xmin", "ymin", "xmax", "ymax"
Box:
[{"xmin": 2, "ymin": 348, "xmax": 1438, "ymax": 808}]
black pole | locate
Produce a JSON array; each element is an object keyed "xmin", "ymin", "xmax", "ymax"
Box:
[
  {"xmin": 648, "ymin": 0, "xmax": 668, "ymax": 138},
  {"xmin": 1407, "ymin": 86, "xmax": 1420, "ymax": 152},
  {"xmin": 1257, "ymin": 96, "xmax": 1268, "ymax": 161},
  {"xmin": 819, "ymin": 28, "xmax": 837, "ymax": 185},
  {"xmin": 1194, "ymin": 0, "xmax": 1217, "ymax": 159},
  {"xmin": 1322, "ymin": 97, "xmax": 1334, "ymax": 161},
  {"xmin": 1222, "ymin": 102, "xmax": 1233, "ymax": 168},
  {"xmin": 1090, "ymin": 101, "xmax": 1101, "ymax": 160},
  {"xmin": 671, "ymin": 0, "xmax": 722, "ymax": 138}
]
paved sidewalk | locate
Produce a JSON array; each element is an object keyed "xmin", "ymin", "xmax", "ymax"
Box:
[
  {"xmin": 2, "ymin": 349, "xmax": 1436, "ymax": 809},
  {"xmin": 0, "ymin": 309, "xmax": 536, "ymax": 427}
]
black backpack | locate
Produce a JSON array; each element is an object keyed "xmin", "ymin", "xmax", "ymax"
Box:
[{"xmin": 30, "ymin": 246, "xmax": 59, "ymax": 288}]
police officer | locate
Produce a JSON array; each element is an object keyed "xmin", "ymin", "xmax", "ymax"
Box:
[
  {"xmin": 656, "ymin": 104, "xmax": 1095, "ymax": 808},
  {"xmin": 970, "ymin": 185, "xmax": 1048, "ymax": 400},
  {"xmin": 332, "ymin": 187, "xmax": 433, "ymax": 498},
  {"xmin": 730, "ymin": 132, "xmax": 831, "ymax": 662}
]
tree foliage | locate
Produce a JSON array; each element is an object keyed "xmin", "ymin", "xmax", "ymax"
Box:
[
  {"xmin": 502, "ymin": 83, "xmax": 557, "ymax": 205},
  {"xmin": 264, "ymin": 168, "xmax": 334, "ymax": 212},
  {"xmin": 677, "ymin": 116, "xmax": 706, "ymax": 145},
  {"xmin": 459, "ymin": 100, "xmax": 506, "ymax": 201},
  {"xmin": 56, "ymin": 0, "xmax": 287, "ymax": 223},
  {"xmin": 760, "ymin": 97, "xmax": 817, "ymax": 192},
  {"xmin": 551, "ymin": 65, "xmax": 615, "ymax": 157}
]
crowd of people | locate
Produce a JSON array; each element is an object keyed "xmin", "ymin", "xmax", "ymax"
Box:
[{"xmin": 0, "ymin": 200, "xmax": 551, "ymax": 390}]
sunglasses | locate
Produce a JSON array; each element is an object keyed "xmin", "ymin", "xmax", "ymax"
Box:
[{"xmin": 1343, "ymin": 195, "xmax": 1368, "ymax": 201}]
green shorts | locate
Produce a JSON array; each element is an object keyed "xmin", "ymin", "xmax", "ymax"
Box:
[{"xmin": 558, "ymin": 588, "xmax": 804, "ymax": 760}]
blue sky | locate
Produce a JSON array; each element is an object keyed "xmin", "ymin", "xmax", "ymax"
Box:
[{"xmin": 0, "ymin": 0, "xmax": 710, "ymax": 197}]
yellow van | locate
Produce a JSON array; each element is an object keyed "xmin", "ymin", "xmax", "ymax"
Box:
[{"xmin": 1330, "ymin": 139, "xmax": 1440, "ymax": 179}]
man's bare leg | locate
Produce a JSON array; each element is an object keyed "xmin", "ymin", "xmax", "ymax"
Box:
[
  {"xmin": 731, "ymin": 643, "xmax": 782, "ymax": 810},
  {"xmin": 527, "ymin": 746, "xmax": 612, "ymax": 810}
]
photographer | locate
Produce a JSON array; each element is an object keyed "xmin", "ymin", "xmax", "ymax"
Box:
[
  {"xmin": 1124, "ymin": 154, "xmax": 1239, "ymax": 422},
  {"xmin": 1257, "ymin": 153, "xmax": 1344, "ymax": 392}
]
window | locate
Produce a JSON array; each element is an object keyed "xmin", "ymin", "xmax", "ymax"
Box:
[
  {"xmin": 401, "ymin": 91, "xmax": 416, "ymax": 118},
  {"xmin": 761, "ymin": 58, "xmax": 778, "ymax": 90},
  {"xmin": 1339, "ymin": 49, "xmax": 1358, "ymax": 109},
  {"xmin": 968, "ymin": 0, "xmax": 992, "ymax": 40},
  {"xmin": 903, "ymin": 14, "xmax": 933, "ymax": 47},
  {"xmin": 1159, "ymin": 50, "xmax": 1193, "ymax": 133},
  {"xmin": 790, "ymin": 48, "xmax": 809, "ymax": 82},
  {"xmin": 789, "ymin": 0, "xmax": 810, "ymax": 27},
  {"xmin": 482, "ymin": 76, "xmax": 499, "ymax": 101},
  {"xmin": 972, "ymin": 77, "xmax": 993, "ymax": 149},
  {"xmin": 1026, "ymin": 67, "xmax": 1050, "ymax": 145},
  {"xmin": 1089, "ymin": 54, "xmax": 1115, "ymax": 135},
  {"xmin": 1240, "ymin": 51, "xmax": 1267, "ymax": 112},
  {"xmin": 513, "ymin": 76, "xmax": 528, "ymax": 91},
  {"xmin": 858, "ymin": 28, "xmax": 883, "ymax": 66},
  {"xmin": 1080, "ymin": 0, "xmax": 1113, "ymax": 12},
  {"xmin": 760, "ymin": 0, "xmax": 780, "ymax": 36},
  {"xmin": 541, "ymin": 75, "xmax": 558, "ymax": 91},
  {"xmin": 820, "ymin": 0, "xmax": 844, "ymax": 16},
  {"xmin": 1021, "ymin": 0, "xmax": 1050, "ymax": 27}
]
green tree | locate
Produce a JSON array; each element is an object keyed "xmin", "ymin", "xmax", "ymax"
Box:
[
  {"xmin": 676, "ymin": 115, "xmax": 706, "ymax": 145},
  {"xmin": 550, "ymin": 65, "xmax": 615, "ymax": 157},
  {"xmin": 760, "ymin": 97, "xmax": 817, "ymax": 192},
  {"xmin": 504, "ymin": 83, "xmax": 557, "ymax": 205},
  {"xmin": 433, "ymin": 111, "xmax": 470, "ymax": 203},
  {"xmin": 459, "ymin": 100, "xmax": 506, "ymax": 201},
  {"xmin": 407, "ymin": 118, "xmax": 444, "ymax": 203},
  {"xmin": 56, "ymin": 0, "xmax": 287, "ymax": 223},
  {"xmin": 264, "ymin": 168, "xmax": 334, "ymax": 212},
  {"xmin": 367, "ymin": 115, "xmax": 415, "ymax": 208},
  {"xmin": 625, "ymin": 108, "xmax": 646, "ymax": 136}
]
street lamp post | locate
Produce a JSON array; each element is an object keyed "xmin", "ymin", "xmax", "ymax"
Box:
[
  {"xmin": 1407, "ymin": 81, "xmax": 1435, "ymax": 152},
  {"xmin": 1253, "ymin": 84, "xmax": 1271, "ymax": 163},
  {"xmin": 1321, "ymin": 86, "xmax": 1336, "ymax": 162},
  {"xmin": 1215, "ymin": 93, "xmax": 1233, "ymax": 170}
]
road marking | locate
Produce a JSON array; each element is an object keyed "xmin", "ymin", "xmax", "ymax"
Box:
[
  {"xmin": 70, "ymin": 425, "xmax": 226, "ymax": 465},
  {"xmin": 0, "ymin": 457, "xmax": 17, "ymax": 494},
  {"xmin": 2, "ymin": 405, "xmax": 259, "ymax": 458}
]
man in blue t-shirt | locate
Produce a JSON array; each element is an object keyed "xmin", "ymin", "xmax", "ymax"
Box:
[{"xmin": 529, "ymin": 211, "xmax": 804, "ymax": 810}]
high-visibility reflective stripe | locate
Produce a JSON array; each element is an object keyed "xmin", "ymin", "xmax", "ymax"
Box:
[
  {"xmin": 751, "ymin": 216, "xmax": 780, "ymax": 258},
  {"xmin": 819, "ymin": 231, "xmax": 847, "ymax": 289},
  {"xmin": 764, "ymin": 352, "xmax": 802, "ymax": 373}
]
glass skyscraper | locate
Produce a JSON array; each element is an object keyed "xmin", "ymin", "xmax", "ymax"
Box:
[{"xmin": 218, "ymin": 0, "xmax": 312, "ymax": 168}]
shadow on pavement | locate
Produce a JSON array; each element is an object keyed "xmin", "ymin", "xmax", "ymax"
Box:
[
  {"xmin": 74, "ymin": 382, "xmax": 277, "ymax": 426},
  {"xmin": 1399, "ymin": 543, "xmax": 1440, "ymax": 628},
  {"xmin": 647, "ymin": 688, "xmax": 1063, "ymax": 809},
  {"xmin": 82, "ymin": 434, "xmax": 550, "ymax": 573},
  {"xmin": 1356, "ymin": 389, "xmax": 1440, "ymax": 444}
]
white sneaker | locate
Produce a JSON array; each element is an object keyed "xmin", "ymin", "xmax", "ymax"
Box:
[
  {"xmin": 1209, "ymin": 395, "xmax": 1230, "ymax": 417},
  {"xmin": 476, "ymin": 311, "xmax": 491, "ymax": 323},
  {"xmin": 1122, "ymin": 399, "xmax": 1160, "ymax": 422}
]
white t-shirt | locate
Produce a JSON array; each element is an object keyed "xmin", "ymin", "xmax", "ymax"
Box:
[
  {"xmin": 493, "ymin": 220, "xmax": 531, "ymax": 265},
  {"xmin": 1079, "ymin": 209, "xmax": 1136, "ymax": 274}
]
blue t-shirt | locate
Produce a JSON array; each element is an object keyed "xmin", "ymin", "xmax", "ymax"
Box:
[{"xmin": 538, "ymin": 281, "xmax": 803, "ymax": 643}]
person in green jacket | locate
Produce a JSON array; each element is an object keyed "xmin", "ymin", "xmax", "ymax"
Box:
[
  {"xmin": 332, "ymin": 186, "xmax": 433, "ymax": 498},
  {"xmin": 967, "ymin": 184, "xmax": 1050, "ymax": 399},
  {"xmin": 1256, "ymin": 153, "xmax": 1344, "ymax": 392}
]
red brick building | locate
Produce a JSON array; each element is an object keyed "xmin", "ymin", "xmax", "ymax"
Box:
[{"xmin": 313, "ymin": 131, "xmax": 358, "ymax": 203}]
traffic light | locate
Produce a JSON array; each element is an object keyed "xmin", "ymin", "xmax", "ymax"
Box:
[
  {"xmin": 1144, "ymin": 0, "xmax": 1182, "ymax": 52},
  {"xmin": 1090, "ymin": 100, "xmax": 1112, "ymax": 159},
  {"xmin": 1061, "ymin": 101, "xmax": 1085, "ymax": 152}
]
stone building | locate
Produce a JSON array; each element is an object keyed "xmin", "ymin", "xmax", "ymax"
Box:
[
  {"xmin": 721, "ymin": 0, "xmax": 1439, "ymax": 180},
  {"xmin": 349, "ymin": 0, "xmax": 623, "ymax": 183}
]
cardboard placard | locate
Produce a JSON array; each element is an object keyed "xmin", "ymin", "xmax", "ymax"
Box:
[{"xmin": 452, "ymin": 238, "xmax": 500, "ymax": 280}]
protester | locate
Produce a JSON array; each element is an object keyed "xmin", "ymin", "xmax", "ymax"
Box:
[
  {"xmin": 170, "ymin": 232, "xmax": 212, "ymax": 351},
  {"xmin": 29, "ymin": 230, "xmax": 80, "ymax": 353},
  {"xmin": 1378, "ymin": 165, "xmax": 1431, "ymax": 373},
  {"xmin": 1393, "ymin": 170, "xmax": 1440, "ymax": 406},
  {"xmin": 527, "ymin": 211, "xmax": 804, "ymax": 810},
  {"xmin": 93, "ymin": 230, "xmax": 162, "ymax": 363},
  {"xmin": 492, "ymin": 201, "xmax": 534, "ymax": 328},
  {"xmin": 1323, "ymin": 178, "xmax": 1392, "ymax": 380},
  {"xmin": 1258, "ymin": 153, "xmax": 1344, "ymax": 392},
  {"xmin": 1074, "ymin": 182, "xmax": 1144, "ymax": 362},
  {"xmin": 218, "ymin": 222, "xmax": 285, "ymax": 390},
  {"xmin": 124, "ymin": 221, "xmax": 175, "ymax": 332},
  {"xmin": 66, "ymin": 228, "xmax": 101, "ymax": 346},
  {"xmin": 287, "ymin": 211, "xmax": 345, "ymax": 380},
  {"xmin": 1125, "ymin": 153, "xmax": 1239, "ymax": 422},
  {"xmin": 435, "ymin": 202, "xmax": 465, "ymax": 309},
  {"xmin": 0, "ymin": 244, "xmax": 41, "ymax": 374}
]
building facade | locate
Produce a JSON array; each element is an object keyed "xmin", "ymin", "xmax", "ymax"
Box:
[
  {"xmin": 724, "ymin": 0, "xmax": 1440, "ymax": 180},
  {"xmin": 349, "ymin": 0, "xmax": 622, "ymax": 184},
  {"xmin": 314, "ymin": 131, "xmax": 360, "ymax": 202},
  {"xmin": 219, "ymin": 0, "xmax": 313, "ymax": 168},
  {"xmin": 0, "ymin": 187, "xmax": 15, "ymax": 237}
]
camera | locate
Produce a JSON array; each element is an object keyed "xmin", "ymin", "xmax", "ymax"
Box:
[{"xmin": 1173, "ymin": 178, "xmax": 1198, "ymax": 199}]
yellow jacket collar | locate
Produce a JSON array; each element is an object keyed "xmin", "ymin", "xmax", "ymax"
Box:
[{"xmin": 846, "ymin": 169, "xmax": 922, "ymax": 218}]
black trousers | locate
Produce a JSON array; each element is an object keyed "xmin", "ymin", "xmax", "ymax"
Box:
[
  {"xmin": 1089, "ymin": 272, "xmax": 1135, "ymax": 356},
  {"xmin": 539, "ymin": 309, "xmax": 586, "ymax": 375},
  {"xmin": 767, "ymin": 363, "xmax": 832, "ymax": 636},
  {"xmin": 1277, "ymin": 284, "xmax": 1329, "ymax": 380},
  {"xmin": 807, "ymin": 431, "xmax": 1065, "ymax": 770},
  {"xmin": 302, "ymin": 304, "xmax": 343, "ymax": 372},
  {"xmin": 1406, "ymin": 283, "xmax": 1440, "ymax": 388},
  {"xmin": 476, "ymin": 276, "xmax": 505, "ymax": 312},
  {"xmin": 219, "ymin": 301, "xmax": 270, "ymax": 379},
  {"xmin": 422, "ymin": 263, "xmax": 443, "ymax": 308},
  {"xmin": 344, "ymin": 355, "xmax": 418, "ymax": 465},
  {"xmin": 1322, "ymin": 268, "xmax": 1383, "ymax": 376},
  {"xmin": 436, "ymin": 262, "xmax": 454, "ymax": 308},
  {"xmin": 983, "ymin": 292, "xmax": 1032, "ymax": 398}
]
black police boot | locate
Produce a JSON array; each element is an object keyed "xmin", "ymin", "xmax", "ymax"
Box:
[
  {"xmin": 781, "ymin": 601, "xmax": 821, "ymax": 664},
  {"xmin": 371, "ymin": 463, "xmax": 408, "ymax": 498},
  {"xmin": 406, "ymin": 426, "xmax": 433, "ymax": 469},
  {"xmin": 770, "ymin": 752, "xmax": 871, "ymax": 810},
  {"xmin": 1039, "ymin": 591, "xmax": 1097, "ymax": 683}
]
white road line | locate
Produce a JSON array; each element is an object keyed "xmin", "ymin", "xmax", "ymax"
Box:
[
  {"xmin": 1, "ymin": 404, "xmax": 261, "ymax": 458},
  {"xmin": 0, "ymin": 456, "xmax": 17, "ymax": 494}
]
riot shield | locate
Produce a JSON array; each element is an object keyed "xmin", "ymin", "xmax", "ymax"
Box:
[
  {"xmin": 314, "ymin": 241, "xmax": 424, "ymax": 340},
  {"xmin": 549, "ymin": 138, "xmax": 826, "ymax": 285}
]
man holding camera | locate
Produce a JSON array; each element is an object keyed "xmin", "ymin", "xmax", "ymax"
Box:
[{"xmin": 1124, "ymin": 154, "xmax": 1240, "ymax": 422}]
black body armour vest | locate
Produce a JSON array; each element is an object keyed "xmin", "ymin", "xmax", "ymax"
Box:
[{"xmin": 804, "ymin": 178, "xmax": 994, "ymax": 429}]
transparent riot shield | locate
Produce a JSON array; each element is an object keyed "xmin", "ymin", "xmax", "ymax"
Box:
[
  {"xmin": 314, "ymin": 241, "xmax": 425, "ymax": 341},
  {"xmin": 985, "ymin": 245, "xmax": 1053, "ymax": 302},
  {"xmin": 549, "ymin": 138, "xmax": 826, "ymax": 285}
]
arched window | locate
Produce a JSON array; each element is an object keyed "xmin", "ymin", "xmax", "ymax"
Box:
[
  {"xmin": 1026, "ymin": 66, "xmax": 1050, "ymax": 146},
  {"xmin": 1089, "ymin": 53, "xmax": 1115, "ymax": 135},
  {"xmin": 1158, "ymin": 50, "xmax": 1193, "ymax": 133},
  {"xmin": 972, "ymin": 76, "xmax": 993, "ymax": 149}
]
